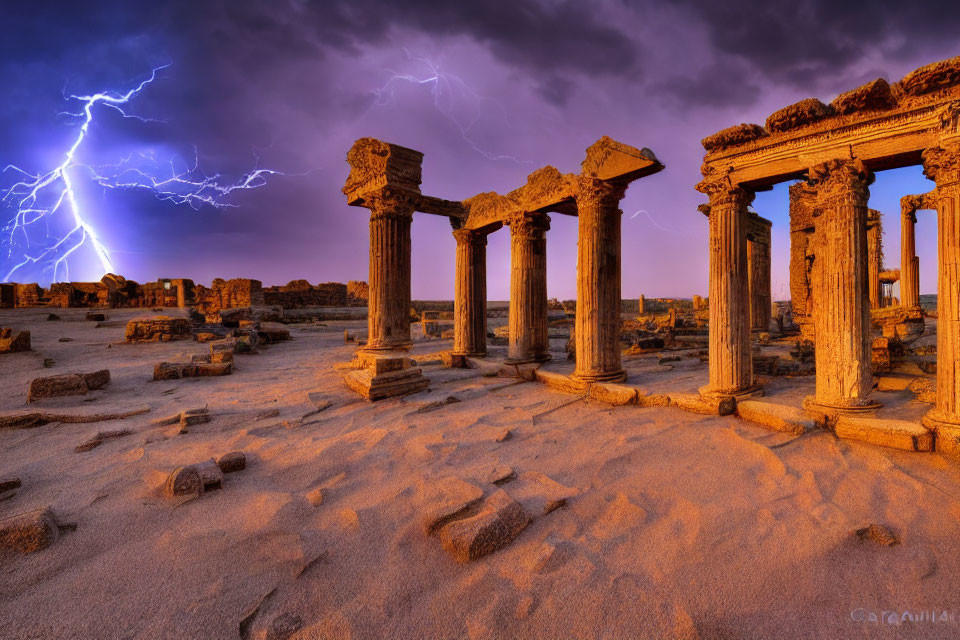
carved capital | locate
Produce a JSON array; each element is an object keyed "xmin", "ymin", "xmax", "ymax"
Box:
[
  {"xmin": 365, "ymin": 188, "xmax": 418, "ymax": 222},
  {"xmin": 695, "ymin": 169, "xmax": 754, "ymax": 209},
  {"xmin": 922, "ymin": 145, "xmax": 960, "ymax": 189},
  {"xmin": 576, "ymin": 176, "xmax": 628, "ymax": 211},
  {"xmin": 506, "ymin": 211, "xmax": 550, "ymax": 240},
  {"xmin": 807, "ymin": 158, "xmax": 873, "ymax": 210},
  {"xmin": 900, "ymin": 194, "xmax": 925, "ymax": 222},
  {"xmin": 452, "ymin": 228, "xmax": 487, "ymax": 248}
]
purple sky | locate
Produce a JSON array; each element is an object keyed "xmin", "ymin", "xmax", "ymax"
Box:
[{"xmin": 1, "ymin": 1, "xmax": 956, "ymax": 299}]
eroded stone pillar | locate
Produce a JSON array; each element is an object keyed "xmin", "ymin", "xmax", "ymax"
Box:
[
  {"xmin": 573, "ymin": 178, "xmax": 626, "ymax": 383},
  {"xmin": 804, "ymin": 159, "xmax": 879, "ymax": 412},
  {"xmin": 747, "ymin": 214, "xmax": 772, "ymax": 332},
  {"xmin": 900, "ymin": 201, "xmax": 921, "ymax": 309},
  {"xmin": 867, "ymin": 209, "xmax": 883, "ymax": 310},
  {"xmin": 506, "ymin": 212, "xmax": 550, "ymax": 364},
  {"xmin": 697, "ymin": 173, "xmax": 758, "ymax": 398},
  {"xmin": 364, "ymin": 190, "xmax": 415, "ymax": 352},
  {"xmin": 452, "ymin": 228, "xmax": 487, "ymax": 357},
  {"xmin": 921, "ymin": 145, "xmax": 960, "ymax": 436},
  {"xmin": 789, "ymin": 183, "xmax": 817, "ymax": 342}
]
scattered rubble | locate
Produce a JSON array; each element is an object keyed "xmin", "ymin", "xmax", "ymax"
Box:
[{"xmin": 0, "ymin": 328, "xmax": 30, "ymax": 353}]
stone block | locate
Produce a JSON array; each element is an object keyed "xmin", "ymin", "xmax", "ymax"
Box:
[
  {"xmin": 670, "ymin": 393, "xmax": 736, "ymax": 416},
  {"xmin": 258, "ymin": 322, "xmax": 291, "ymax": 344},
  {"xmin": 438, "ymin": 489, "xmax": 529, "ymax": 563},
  {"xmin": 125, "ymin": 315, "xmax": 192, "ymax": 343},
  {"xmin": 534, "ymin": 369, "xmax": 585, "ymax": 394},
  {"xmin": 835, "ymin": 416, "xmax": 933, "ymax": 452},
  {"xmin": 217, "ymin": 451, "xmax": 246, "ymax": 474},
  {"xmin": 419, "ymin": 476, "xmax": 484, "ymax": 535},
  {"xmin": 153, "ymin": 362, "xmax": 232, "ymax": 381},
  {"xmin": 737, "ymin": 400, "xmax": 822, "ymax": 435},
  {"xmin": 0, "ymin": 328, "xmax": 30, "ymax": 353},
  {"xmin": 504, "ymin": 471, "xmax": 578, "ymax": 518},
  {"xmin": 27, "ymin": 370, "xmax": 109, "ymax": 402},
  {"xmin": 0, "ymin": 508, "xmax": 60, "ymax": 553},
  {"xmin": 588, "ymin": 383, "xmax": 637, "ymax": 406},
  {"xmin": 190, "ymin": 460, "xmax": 223, "ymax": 491}
]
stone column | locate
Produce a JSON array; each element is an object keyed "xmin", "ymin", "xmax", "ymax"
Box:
[
  {"xmin": 696, "ymin": 173, "xmax": 758, "ymax": 398},
  {"xmin": 573, "ymin": 178, "xmax": 627, "ymax": 383},
  {"xmin": 921, "ymin": 145, "xmax": 960, "ymax": 435},
  {"xmin": 364, "ymin": 191, "xmax": 416, "ymax": 352},
  {"xmin": 506, "ymin": 212, "xmax": 550, "ymax": 364},
  {"xmin": 747, "ymin": 216, "xmax": 772, "ymax": 332},
  {"xmin": 804, "ymin": 159, "xmax": 879, "ymax": 412},
  {"xmin": 867, "ymin": 210, "xmax": 883, "ymax": 310},
  {"xmin": 900, "ymin": 202, "xmax": 920, "ymax": 309},
  {"xmin": 452, "ymin": 228, "xmax": 487, "ymax": 357}
]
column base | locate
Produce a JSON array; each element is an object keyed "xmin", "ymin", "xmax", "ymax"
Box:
[
  {"xmin": 338, "ymin": 352, "xmax": 428, "ymax": 401},
  {"xmin": 505, "ymin": 353, "xmax": 552, "ymax": 365},
  {"xmin": 802, "ymin": 395, "xmax": 881, "ymax": 415},
  {"xmin": 571, "ymin": 369, "xmax": 627, "ymax": 385},
  {"xmin": 451, "ymin": 351, "xmax": 486, "ymax": 358},
  {"xmin": 699, "ymin": 382, "xmax": 764, "ymax": 401},
  {"xmin": 922, "ymin": 409, "xmax": 960, "ymax": 458}
]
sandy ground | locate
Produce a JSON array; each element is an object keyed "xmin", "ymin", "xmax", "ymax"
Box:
[{"xmin": 2, "ymin": 308, "xmax": 960, "ymax": 639}]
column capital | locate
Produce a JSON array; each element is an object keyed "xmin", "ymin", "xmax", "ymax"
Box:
[
  {"xmin": 576, "ymin": 176, "xmax": 628, "ymax": 209},
  {"xmin": 922, "ymin": 145, "xmax": 960, "ymax": 189},
  {"xmin": 696, "ymin": 169, "xmax": 754, "ymax": 209},
  {"xmin": 807, "ymin": 158, "xmax": 873, "ymax": 210},
  {"xmin": 452, "ymin": 228, "xmax": 487, "ymax": 248},
  {"xmin": 506, "ymin": 211, "xmax": 550, "ymax": 237},
  {"xmin": 364, "ymin": 188, "xmax": 418, "ymax": 221}
]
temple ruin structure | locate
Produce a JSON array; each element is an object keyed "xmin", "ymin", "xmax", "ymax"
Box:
[
  {"xmin": 340, "ymin": 136, "xmax": 663, "ymax": 398},
  {"xmin": 699, "ymin": 56, "xmax": 960, "ymax": 443}
]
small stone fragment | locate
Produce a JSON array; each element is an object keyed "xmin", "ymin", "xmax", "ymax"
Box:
[
  {"xmin": 0, "ymin": 507, "xmax": 60, "ymax": 553},
  {"xmin": 164, "ymin": 466, "xmax": 202, "ymax": 498},
  {"xmin": 306, "ymin": 487, "xmax": 325, "ymax": 506},
  {"xmin": 438, "ymin": 489, "xmax": 530, "ymax": 563},
  {"xmin": 854, "ymin": 523, "xmax": 900, "ymax": 546},
  {"xmin": 504, "ymin": 471, "xmax": 578, "ymax": 518},
  {"xmin": 496, "ymin": 429, "xmax": 513, "ymax": 443},
  {"xmin": 0, "ymin": 478, "xmax": 22, "ymax": 493},
  {"xmin": 191, "ymin": 459, "xmax": 224, "ymax": 491},
  {"xmin": 85, "ymin": 312, "xmax": 106, "ymax": 322},
  {"xmin": 217, "ymin": 451, "xmax": 246, "ymax": 474},
  {"xmin": 487, "ymin": 465, "xmax": 515, "ymax": 485}
]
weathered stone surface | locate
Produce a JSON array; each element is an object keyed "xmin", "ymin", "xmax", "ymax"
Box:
[
  {"xmin": 419, "ymin": 477, "xmax": 484, "ymax": 534},
  {"xmin": 854, "ymin": 523, "xmax": 900, "ymax": 546},
  {"xmin": 27, "ymin": 370, "xmax": 109, "ymax": 402},
  {"xmin": 75, "ymin": 429, "xmax": 132, "ymax": 453},
  {"xmin": 835, "ymin": 416, "xmax": 933, "ymax": 451},
  {"xmin": 701, "ymin": 123, "xmax": 767, "ymax": 151},
  {"xmin": 163, "ymin": 466, "xmax": 202, "ymax": 498},
  {"xmin": 153, "ymin": 362, "xmax": 232, "ymax": 381},
  {"xmin": 588, "ymin": 383, "xmax": 637, "ymax": 406},
  {"xmin": 503, "ymin": 471, "xmax": 578, "ymax": 518},
  {"xmin": 671, "ymin": 393, "xmax": 736, "ymax": 416},
  {"xmin": 830, "ymin": 78, "xmax": 897, "ymax": 115},
  {"xmin": 534, "ymin": 369, "xmax": 585, "ymax": 394},
  {"xmin": 765, "ymin": 98, "xmax": 834, "ymax": 133},
  {"xmin": 258, "ymin": 322, "xmax": 291, "ymax": 344},
  {"xmin": 737, "ymin": 400, "xmax": 822, "ymax": 435},
  {"xmin": 217, "ymin": 451, "xmax": 246, "ymax": 474},
  {"xmin": 191, "ymin": 460, "xmax": 224, "ymax": 491},
  {"xmin": 637, "ymin": 392, "xmax": 671, "ymax": 408},
  {"xmin": 896, "ymin": 55, "xmax": 960, "ymax": 97},
  {"xmin": 0, "ymin": 328, "xmax": 30, "ymax": 353},
  {"xmin": 0, "ymin": 508, "xmax": 59, "ymax": 553},
  {"xmin": 909, "ymin": 377, "xmax": 936, "ymax": 403},
  {"xmin": 438, "ymin": 489, "xmax": 530, "ymax": 563},
  {"xmin": 125, "ymin": 315, "xmax": 192, "ymax": 343},
  {"xmin": 486, "ymin": 465, "xmax": 515, "ymax": 485}
]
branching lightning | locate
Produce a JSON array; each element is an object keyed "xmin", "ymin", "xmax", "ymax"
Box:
[
  {"xmin": 1, "ymin": 64, "xmax": 285, "ymax": 283},
  {"xmin": 370, "ymin": 50, "xmax": 533, "ymax": 165}
]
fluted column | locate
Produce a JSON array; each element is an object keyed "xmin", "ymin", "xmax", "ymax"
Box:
[
  {"xmin": 804, "ymin": 159, "xmax": 879, "ymax": 412},
  {"xmin": 452, "ymin": 228, "xmax": 487, "ymax": 357},
  {"xmin": 363, "ymin": 190, "xmax": 415, "ymax": 352},
  {"xmin": 922, "ymin": 145, "xmax": 960, "ymax": 433},
  {"xmin": 506, "ymin": 212, "xmax": 550, "ymax": 364},
  {"xmin": 867, "ymin": 210, "xmax": 883, "ymax": 310},
  {"xmin": 697, "ymin": 173, "xmax": 758, "ymax": 398},
  {"xmin": 748, "ymin": 217, "xmax": 772, "ymax": 332},
  {"xmin": 573, "ymin": 178, "xmax": 627, "ymax": 383},
  {"xmin": 900, "ymin": 200, "xmax": 921, "ymax": 309}
]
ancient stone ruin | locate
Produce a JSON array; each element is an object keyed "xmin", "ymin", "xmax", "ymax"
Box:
[
  {"xmin": 339, "ymin": 135, "xmax": 663, "ymax": 398},
  {"xmin": 699, "ymin": 55, "xmax": 960, "ymax": 445}
]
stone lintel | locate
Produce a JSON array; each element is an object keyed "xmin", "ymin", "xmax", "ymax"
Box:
[
  {"xmin": 343, "ymin": 137, "xmax": 423, "ymax": 205},
  {"xmin": 581, "ymin": 136, "xmax": 663, "ymax": 182}
]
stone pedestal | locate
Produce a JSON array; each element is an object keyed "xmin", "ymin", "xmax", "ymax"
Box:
[
  {"xmin": 339, "ymin": 352, "xmax": 429, "ymax": 401},
  {"xmin": 572, "ymin": 178, "xmax": 626, "ymax": 384},
  {"xmin": 506, "ymin": 212, "xmax": 550, "ymax": 364},
  {"xmin": 803, "ymin": 159, "xmax": 880, "ymax": 413},
  {"xmin": 921, "ymin": 145, "xmax": 960, "ymax": 438},
  {"xmin": 900, "ymin": 203, "xmax": 921, "ymax": 309},
  {"xmin": 697, "ymin": 174, "xmax": 759, "ymax": 399},
  {"xmin": 452, "ymin": 228, "xmax": 488, "ymax": 358},
  {"xmin": 364, "ymin": 192, "xmax": 415, "ymax": 353},
  {"xmin": 747, "ymin": 214, "xmax": 772, "ymax": 333}
]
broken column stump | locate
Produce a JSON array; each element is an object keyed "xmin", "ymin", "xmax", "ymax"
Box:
[{"xmin": 27, "ymin": 370, "xmax": 110, "ymax": 403}]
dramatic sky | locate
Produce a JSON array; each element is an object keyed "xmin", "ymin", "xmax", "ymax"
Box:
[{"xmin": 1, "ymin": 1, "xmax": 957, "ymax": 299}]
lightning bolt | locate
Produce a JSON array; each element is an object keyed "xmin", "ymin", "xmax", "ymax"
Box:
[
  {"xmin": 1, "ymin": 64, "xmax": 286, "ymax": 284},
  {"xmin": 370, "ymin": 50, "xmax": 534, "ymax": 165}
]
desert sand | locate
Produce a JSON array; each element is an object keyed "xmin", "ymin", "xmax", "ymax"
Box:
[{"xmin": 2, "ymin": 307, "xmax": 960, "ymax": 639}]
